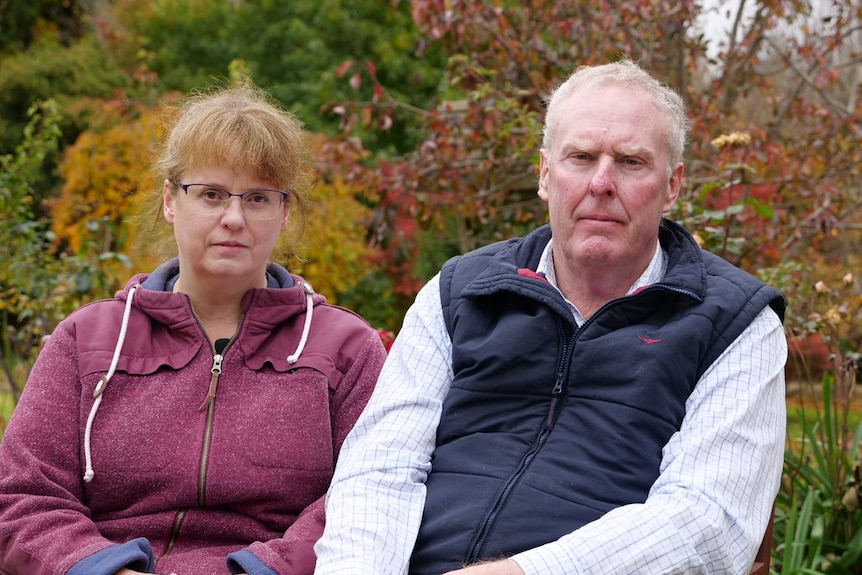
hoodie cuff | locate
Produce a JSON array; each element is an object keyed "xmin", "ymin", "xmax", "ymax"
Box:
[
  {"xmin": 67, "ymin": 537, "xmax": 154, "ymax": 575},
  {"xmin": 227, "ymin": 548, "xmax": 278, "ymax": 575}
]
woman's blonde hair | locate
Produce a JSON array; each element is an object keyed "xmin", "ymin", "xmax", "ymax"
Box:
[{"xmin": 154, "ymin": 82, "xmax": 312, "ymax": 194}]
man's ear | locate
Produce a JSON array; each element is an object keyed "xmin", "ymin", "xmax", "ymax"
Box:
[
  {"xmin": 537, "ymin": 149, "xmax": 550, "ymax": 202},
  {"xmin": 663, "ymin": 162, "xmax": 684, "ymax": 212}
]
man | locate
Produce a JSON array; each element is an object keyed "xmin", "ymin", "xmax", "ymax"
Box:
[{"xmin": 314, "ymin": 60, "xmax": 786, "ymax": 575}]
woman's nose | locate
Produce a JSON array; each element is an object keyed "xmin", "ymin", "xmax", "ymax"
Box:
[{"xmin": 220, "ymin": 197, "xmax": 247, "ymax": 226}]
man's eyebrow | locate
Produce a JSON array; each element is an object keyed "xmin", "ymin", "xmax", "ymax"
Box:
[
  {"xmin": 557, "ymin": 140, "xmax": 593, "ymax": 155},
  {"xmin": 616, "ymin": 146, "xmax": 657, "ymax": 162},
  {"xmin": 616, "ymin": 143, "xmax": 651, "ymax": 156}
]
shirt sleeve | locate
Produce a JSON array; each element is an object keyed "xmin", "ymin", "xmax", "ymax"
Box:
[
  {"xmin": 314, "ymin": 274, "xmax": 453, "ymax": 575},
  {"xmin": 511, "ymin": 305, "xmax": 787, "ymax": 575}
]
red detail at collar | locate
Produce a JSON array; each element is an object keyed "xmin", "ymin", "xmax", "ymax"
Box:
[{"xmin": 518, "ymin": 269, "xmax": 547, "ymax": 281}]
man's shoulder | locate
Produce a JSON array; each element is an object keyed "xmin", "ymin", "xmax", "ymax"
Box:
[
  {"xmin": 442, "ymin": 225, "xmax": 552, "ymax": 278},
  {"xmin": 699, "ymin": 251, "xmax": 786, "ymax": 322}
]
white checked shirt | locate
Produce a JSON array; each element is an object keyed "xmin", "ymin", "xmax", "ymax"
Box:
[{"xmin": 315, "ymin": 240, "xmax": 787, "ymax": 575}]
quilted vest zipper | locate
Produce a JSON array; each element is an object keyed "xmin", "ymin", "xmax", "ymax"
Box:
[{"xmin": 465, "ymin": 317, "xmax": 575, "ymax": 561}]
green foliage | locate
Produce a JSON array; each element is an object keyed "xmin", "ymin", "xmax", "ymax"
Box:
[
  {"xmin": 0, "ymin": 101, "xmax": 127, "ymax": 395},
  {"xmin": 0, "ymin": 0, "xmax": 87, "ymax": 53},
  {"xmin": 0, "ymin": 388, "xmax": 14, "ymax": 436},
  {"xmin": 0, "ymin": 34, "xmax": 130, "ymax": 157},
  {"xmin": 109, "ymin": 0, "xmax": 237, "ymax": 91},
  {"xmin": 112, "ymin": 0, "xmax": 444, "ymax": 152},
  {"xmin": 333, "ymin": 270, "xmax": 406, "ymax": 334},
  {"xmin": 779, "ymin": 373, "xmax": 862, "ymax": 574},
  {"xmin": 0, "ymin": 100, "xmax": 65, "ymax": 365},
  {"xmin": 0, "ymin": 1, "xmax": 40, "ymax": 52},
  {"xmin": 234, "ymin": 0, "xmax": 443, "ymax": 153}
]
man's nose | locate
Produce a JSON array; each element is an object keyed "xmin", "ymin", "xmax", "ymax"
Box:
[{"xmin": 589, "ymin": 158, "xmax": 617, "ymax": 197}]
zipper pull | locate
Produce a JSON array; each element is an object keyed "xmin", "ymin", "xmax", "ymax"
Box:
[
  {"xmin": 545, "ymin": 379, "xmax": 564, "ymax": 429},
  {"xmin": 199, "ymin": 353, "xmax": 223, "ymax": 410}
]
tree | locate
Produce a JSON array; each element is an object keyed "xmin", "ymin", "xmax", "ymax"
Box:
[
  {"xmin": 283, "ymin": 169, "xmax": 395, "ymax": 329},
  {"xmin": 106, "ymin": 0, "xmax": 445, "ymax": 152},
  {"xmin": 53, "ymin": 95, "xmax": 162, "ymax": 259},
  {"xmin": 0, "ymin": 28, "xmax": 131, "ymax": 153},
  {"xmin": 317, "ymin": 0, "xmax": 861, "ymax": 325},
  {"xmin": 0, "ymin": 0, "xmax": 88, "ymax": 52},
  {"xmin": 0, "ymin": 101, "xmax": 121, "ymax": 396},
  {"xmin": 319, "ymin": 0, "xmax": 708, "ymax": 303}
]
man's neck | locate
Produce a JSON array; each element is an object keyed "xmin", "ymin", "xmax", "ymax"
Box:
[{"xmin": 539, "ymin": 239, "xmax": 664, "ymax": 320}]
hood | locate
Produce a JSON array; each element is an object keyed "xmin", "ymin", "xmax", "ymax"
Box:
[{"xmin": 83, "ymin": 259, "xmax": 322, "ymax": 483}]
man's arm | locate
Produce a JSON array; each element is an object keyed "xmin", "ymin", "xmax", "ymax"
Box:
[
  {"xmin": 457, "ymin": 307, "xmax": 787, "ymax": 575},
  {"xmin": 314, "ymin": 275, "xmax": 453, "ymax": 575}
]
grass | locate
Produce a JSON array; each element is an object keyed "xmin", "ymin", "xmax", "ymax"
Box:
[{"xmin": 785, "ymin": 378, "xmax": 862, "ymax": 441}]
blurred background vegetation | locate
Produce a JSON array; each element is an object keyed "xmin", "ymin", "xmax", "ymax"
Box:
[{"xmin": 0, "ymin": 0, "xmax": 860, "ymax": 572}]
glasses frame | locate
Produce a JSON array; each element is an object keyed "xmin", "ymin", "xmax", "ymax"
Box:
[{"xmin": 171, "ymin": 181, "xmax": 291, "ymax": 220}]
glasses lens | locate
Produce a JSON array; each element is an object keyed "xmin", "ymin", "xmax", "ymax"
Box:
[
  {"xmin": 187, "ymin": 185, "xmax": 228, "ymax": 215},
  {"xmin": 242, "ymin": 191, "xmax": 283, "ymax": 218}
]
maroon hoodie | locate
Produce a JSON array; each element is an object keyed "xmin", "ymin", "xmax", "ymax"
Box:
[{"xmin": 0, "ymin": 260, "xmax": 387, "ymax": 575}]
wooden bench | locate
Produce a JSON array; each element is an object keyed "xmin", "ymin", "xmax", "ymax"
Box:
[{"xmin": 750, "ymin": 509, "xmax": 774, "ymax": 575}]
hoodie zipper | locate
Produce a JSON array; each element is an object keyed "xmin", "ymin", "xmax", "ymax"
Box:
[
  {"xmin": 163, "ymin": 509, "xmax": 186, "ymax": 557},
  {"xmin": 465, "ymin": 317, "xmax": 575, "ymax": 561},
  {"xmin": 162, "ymin": 303, "xmax": 241, "ymax": 557},
  {"xmin": 197, "ymin": 334, "xmax": 237, "ymax": 507}
]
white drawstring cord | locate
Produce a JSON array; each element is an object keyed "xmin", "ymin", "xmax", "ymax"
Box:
[
  {"xmin": 83, "ymin": 284, "xmax": 138, "ymax": 483},
  {"xmin": 287, "ymin": 281, "xmax": 314, "ymax": 364}
]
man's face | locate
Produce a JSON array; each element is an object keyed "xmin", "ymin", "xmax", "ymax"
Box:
[{"xmin": 538, "ymin": 84, "xmax": 683, "ymax": 279}]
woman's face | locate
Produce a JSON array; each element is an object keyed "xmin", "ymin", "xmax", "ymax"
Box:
[{"xmin": 163, "ymin": 166, "xmax": 290, "ymax": 294}]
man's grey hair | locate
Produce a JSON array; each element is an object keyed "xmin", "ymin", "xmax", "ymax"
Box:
[{"xmin": 542, "ymin": 59, "xmax": 689, "ymax": 172}]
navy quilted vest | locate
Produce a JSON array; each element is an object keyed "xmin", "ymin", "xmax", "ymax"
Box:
[{"xmin": 409, "ymin": 220, "xmax": 784, "ymax": 574}]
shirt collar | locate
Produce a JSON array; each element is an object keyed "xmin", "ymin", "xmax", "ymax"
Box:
[{"xmin": 536, "ymin": 238, "xmax": 667, "ymax": 325}]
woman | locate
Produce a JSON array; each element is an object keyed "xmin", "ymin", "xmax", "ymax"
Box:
[{"xmin": 0, "ymin": 84, "xmax": 388, "ymax": 575}]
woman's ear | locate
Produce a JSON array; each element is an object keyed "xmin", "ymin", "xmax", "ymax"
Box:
[{"xmin": 163, "ymin": 179, "xmax": 176, "ymax": 223}]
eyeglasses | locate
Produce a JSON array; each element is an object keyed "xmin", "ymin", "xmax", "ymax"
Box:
[{"xmin": 173, "ymin": 182, "xmax": 290, "ymax": 220}]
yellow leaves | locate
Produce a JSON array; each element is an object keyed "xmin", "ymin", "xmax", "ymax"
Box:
[
  {"xmin": 54, "ymin": 101, "xmax": 162, "ymax": 255},
  {"xmin": 710, "ymin": 131, "xmax": 753, "ymax": 150},
  {"xmin": 283, "ymin": 175, "xmax": 381, "ymax": 303},
  {"xmin": 823, "ymin": 306, "xmax": 843, "ymax": 327},
  {"xmin": 805, "ymin": 268, "xmax": 862, "ymax": 348}
]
